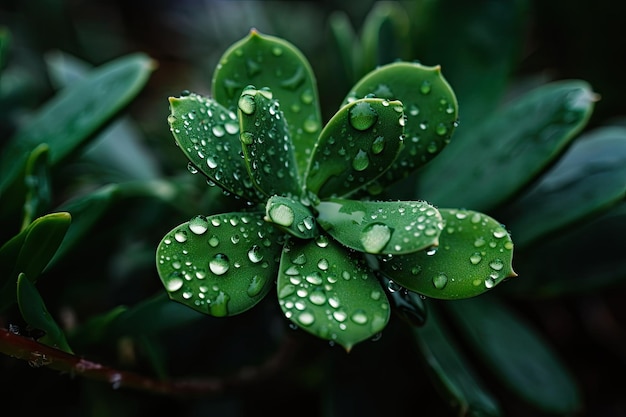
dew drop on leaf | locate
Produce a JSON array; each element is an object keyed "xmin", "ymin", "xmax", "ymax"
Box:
[
  {"xmin": 360, "ymin": 223, "xmax": 392, "ymax": 253},
  {"xmin": 433, "ymin": 273, "xmax": 448, "ymax": 289},
  {"xmin": 188, "ymin": 215, "xmax": 209, "ymax": 235},
  {"xmin": 352, "ymin": 149, "xmax": 370, "ymax": 171},
  {"xmin": 209, "ymin": 253, "xmax": 230, "ymax": 275},
  {"xmin": 349, "ymin": 102, "xmax": 378, "ymax": 131},
  {"xmin": 268, "ymin": 203, "xmax": 295, "ymax": 227}
]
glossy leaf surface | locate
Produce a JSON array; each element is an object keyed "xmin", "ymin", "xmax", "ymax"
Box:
[
  {"xmin": 0, "ymin": 212, "xmax": 71, "ymax": 312},
  {"xmin": 212, "ymin": 29, "xmax": 322, "ymax": 176},
  {"xmin": 417, "ymin": 80, "xmax": 597, "ymax": 211},
  {"xmin": 413, "ymin": 306, "xmax": 501, "ymax": 416},
  {"xmin": 305, "ymin": 97, "xmax": 405, "ymax": 198},
  {"xmin": 501, "ymin": 126, "xmax": 626, "ymax": 248},
  {"xmin": 237, "ymin": 86, "xmax": 301, "ymax": 197},
  {"xmin": 344, "ymin": 62, "xmax": 458, "ymax": 183},
  {"xmin": 277, "ymin": 237, "xmax": 390, "ymax": 351},
  {"xmin": 315, "ymin": 198, "xmax": 442, "ymax": 254},
  {"xmin": 446, "ymin": 296, "xmax": 582, "ymax": 414},
  {"xmin": 0, "ymin": 53, "xmax": 154, "ymax": 196},
  {"xmin": 156, "ymin": 212, "xmax": 284, "ymax": 316},
  {"xmin": 167, "ymin": 93, "xmax": 264, "ymax": 203},
  {"xmin": 265, "ymin": 195, "xmax": 318, "ymax": 239},
  {"xmin": 17, "ymin": 273, "xmax": 73, "ymax": 353},
  {"xmin": 381, "ymin": 209, "xmax": 515, "ymax": 299}
]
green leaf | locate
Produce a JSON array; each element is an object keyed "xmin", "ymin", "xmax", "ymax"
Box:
[
  {"xmin": 237, "ymin": 86, "xmax": 301, "ymax": 197},
  {"xmin": 505, "ymin": 202, "xmax": 626, "ymax": 296},
  {"xmin": 212, "ymin": 29, "xmax": 322, "ymax": 176},
  {"xmin": 167, "ymin": 93, "xmax": 265, "ymax": 203},
  {"xmin": 446, "ymin": 296, "xmax": 582, "ymax": 414},
  {"xmin": 417, "ymin": 80, "xmax": 597, "ymax": 211},
  {"xmin": 344, "ymin": 62, "xmax": 458, "ymax": 183},
  {"xmin": 0, "ymin": 212, "xmax": 71, "ymax": 312},
  {"xmin": 305, "ymin": 97, "xmax": 405, "ymax": 198},
  {"xmin": 156, "ymin": 212, "xmax": 284, "ymax": 317},
  {"xmin": 0, "ymin": 53, "xmax": 155, "ymax": 197},
  {"xmin": 328, "ymin": 11, "xmax": 359, "ymax": 86},
  {"xmin": 315, "ymin": 198, "xmax": 442, "ymax": 255},
  {"xmin": 22, "ymin": 143, "xmax": 52, "ymax": 230},
  {"xmin": 501, "ymin": 126, "xmax": 626, "ymax": 248},
  {"xmin": 380, "ymin": 209, "xmax": 515, "ymax": 299},
  {"xmin": 413, "ymin": 306, "xmax": 502, "ymax": 417},
  {"xmin": 17, "ymin": 273, "xmax": 73, "ymax": 353},
  {"xmin": 277, "ymin": 237, "xmax": 390, "ymax": 351},
  {"xmin": 265, "ymin": 195, "xmax": 318, "ymax": 239}
]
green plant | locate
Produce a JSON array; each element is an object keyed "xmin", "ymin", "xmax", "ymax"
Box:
[{"xmin": 156, "ymin": 29, "xmax": 515, "ymax": 351}]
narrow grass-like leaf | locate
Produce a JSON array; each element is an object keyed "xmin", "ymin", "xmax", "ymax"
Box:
[
  {"xmin": 446, "ymin": 296, "xmax": 582, "ymax": 414},
  {"xmin": 22, "ymin": 143, "xmax": 51, "ymax": 230},
  {"xmin": 315, "ymin": 198, "xmax": 442, "ymax": 255},
  {"xmin": 277, "ymin": 237, "xmax": 390, "ymax": 351},
  {"xmin": 237, "ymin": 86, "xmax": 301, "ymax": 197},
  {"xmin": 265, "ymin": 195, "xmax": 318, "ymax": 239},
  {"xmin": 305, "ymin": 97, "xmax": 405, "ymax": 199},
  {"xmin": 381, "ymin": 209, "xmax": 515, "ymax": 299},
  {"xmin": 167, "ymin": 93, "xmax": 265, "ymax": 203},
  {"xmin": 156, "ymin": 212, "xmax": 284, "ymax": 317},
  {"xmin": 0, "ymin": 53, "xmax": 155, "ymax": 197},
  {"xmin": 344, "ymin": 62, "xmax": 458, "ymax": 183},
  {"xmin": 417, "ymin": 80, "xmax": 597, "ymax": 211},
  {"xmin": 212, "ymin": 29, "xmax": 322, "ymax": 176},
  {"xmin": 17, "ymin": 273, "xmax": 72, "ymax": 353},
  {"xmin": 413, "ymin": 306, "xmax": 502, "ymax": 416},
  {"xmin": 328, "ymin": 11, "xmax": 359, "ymax": 86},
  {"xmin": 0, "ymin": 212, "xmax": 71, "ymax": 312},
  {"xmin": 501, "ymin": 126, "xmax": 626, "ymax": 248}
]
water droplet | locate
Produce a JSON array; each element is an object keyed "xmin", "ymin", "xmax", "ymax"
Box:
[
  {"xmin": 268, "ymin": 203, "xmax": 295, "ymax": 227},
  {"xmin": 247, "ymin": 275, "xmax": 264, "ymax": 297},
  {"xmin": 292, "ymin": 253, "xmax": 307, "ymax": 265},
  {"xmin": 420, "ymin": 80, "xmax": 432, "ymax": 94},
  {"xmin": 174, "ymin": 230, "xmax": 188, "ymax": 243},
  {"xmin": 247, "ymin": 245, "xmax": 263, "ymax": 263},
  {"xmin": 272, "ymin": 46, "xmax": 283, "ymax": 56},
  {"xmin": 212, "ymin": 125, "xmax": 225, "ymax": 138},
  {"xmin": 435, "ymin": 123, "xmax": 448, "ymax": 136},
  {"xmin": 493, "ymin": 228, "xmax": 507, "ymax": 239},
  {"xmin": 208, "ymin": 235, "xmax": 220, "ymax": 247},
  {"xmin": 352, "ymin": 149, "xmax": 370, "ymax": 171},
  {"xmin": 371, "ymin": 136, "xmax": 385, "ymax": 154},
  {"xmin": 315, "ymin": 235, "xmax": 329, "ymax": 248},
  {"xmin": 489, "ymin": 259, "xmax": 504, "ymax": 271},
  {"xmin": 360, "ymin": 223, "xmax": 392, "ymax": 253},
  {"xmin": 301, "ymin": 89, "xmax": 314, "ymax": 104},
  {"xmin": 297, "ymin": 311, "xmax": 315, "ymax": 326},
  {"xmin": 209, "ymin": 254, "xmax": 230, "ymax": 275},
  {"xmin": 433, "ymin": 273, "xmax": 448, "ymax": 289},
  {"xmin": 224, "ymin": 121, "xmax": 239, "ymax": 134},
  {"xmin": 317, "ymin": 258, "xmax": 329, "ymax": 271},
  {"xmin": 309, "ymin": 289, "xmax": 327, "ymax": 305},
  {"xmin": 238, "ymin": 94, "xmax": 256, "ymax": 115},
  {"xmin": 351, "ymin": 310, "xmax": 369, "ymax": 325},
  {"xmin": 189, "ymin": 215, "xmax": 209, "ymax": 235},
  {"xmin": 474, "ymin": 237, "xmax": 486, "ymax": 248},
  {"xmin": 166, "ymin": 276, "xmax": 184, "ymax": 292},
  {"xmin": 240, "ymin": 131, "xmax": 254, "ymax": 145},
  {"xmin": 303, "ymin": 118, "xmax": 319, "ymax": 133},
  {"xmin": 469, "ymin": 253, "xmax": 482, "ymax": 265},
  {"xmin": 349, "ymin": 102, "xmax": 378, "ymax": 131},
  {"xmin": 206, "ymin": 156, "xmax": 217, "ymax": 169}
]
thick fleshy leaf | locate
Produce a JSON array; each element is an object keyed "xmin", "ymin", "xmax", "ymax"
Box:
[
  {"xmin": 17, "ymin": 273, "xmax": 72, "ymax": 353},
  {"xmin": 315, "ymin": 198, "xmax": 442, "ymax": 255},
  {"xmin": 237, "ymin": 86, "xmax": 301, "ymax": 197},
  {"xmin": 446, "ymin": 296, "xmax": 582, "ymax": 414},
  {"xmin": 380, "ymin": 209, "xmax": 515, "ymax": 299},
  {"xmin": 0, "ymin": 212, "xmax": 71, "ymax": 312},
  {"xmin": 417, "ymin": 80, "xmax": 597, "ymax": 211},
  {"xmin": 156, "ymin": 212, "xmax": 284, "ymax": 317},
  {"xmin": 413, "ymin": 306, "xmax": 502, "ymax": 416},
  {"xmin": 265, "ymin": 195, "xmax": 318, "ymax": 239},
  {"xmin": 167, "ymin": 93, "xmax": 265, "ymax": 203},
  {"xmin": 0, "ymin": 53, "xmax": 155, "ymax": 197},
  {"xmin": 277, "ymin": 237, "xmax": 390, "ymax": 351},
  {"xmin": 343, "ymin": 62, "xmax": 458, "ymax": 183},
  {"xmin": 212, "ymin": 29, "xmax": 322, "ymax": 176},
  {"xmin": 305, "ymin": 97, "xmax": 405, "ymax": 198},
  {"xmin": 500, "ymin": 126, "xmax": 626, "ymax": 248}
]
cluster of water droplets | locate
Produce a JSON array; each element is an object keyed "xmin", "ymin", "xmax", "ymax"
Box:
[
  {"xmin": 277, "ymin": 237, "xmax": 389, "ymax": 345},
  {"xmin": 158, "ymin": 213, "xmax": 282, "ymax": 316}
]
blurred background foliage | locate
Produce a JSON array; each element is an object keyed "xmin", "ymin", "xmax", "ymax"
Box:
[{"xmin": 0, "ymin": 0, "xmax": 625, "ymax": 416}]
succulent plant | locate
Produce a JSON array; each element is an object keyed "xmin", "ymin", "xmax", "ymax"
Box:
[{"xmin": 156, "ymin": 29, "xmax": 515, "ymax": 351}]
